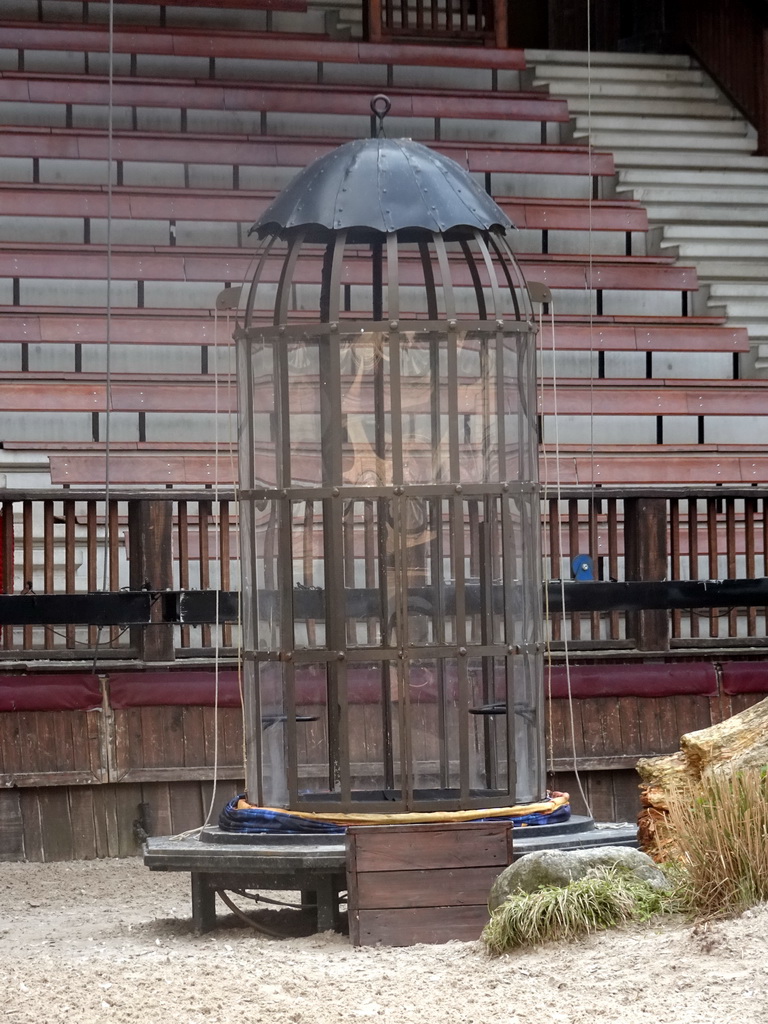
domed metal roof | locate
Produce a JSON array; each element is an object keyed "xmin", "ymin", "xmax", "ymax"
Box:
[{"xmin": 251, "ymin": 137, "xmax": 512, "ymax": 241}]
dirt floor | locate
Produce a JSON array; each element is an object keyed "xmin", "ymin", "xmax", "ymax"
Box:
[{"xmin": 1, "ymin": 857, "xmax": 767, "ymax": 1024}]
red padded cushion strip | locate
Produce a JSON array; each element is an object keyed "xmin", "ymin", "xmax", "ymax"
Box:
[
  {"xmin": 109, "ymin": 671, "xmax": 242, "ymax": 708},
  {"xmin": 0, "ymin": 662, "xmax": 724, "ymax": 713},
  {"xmin": 107, "ymin": 660, "xmax": 720, "ymax": 708},
  {"xmin": 546, "ymin": 662, "xmax": 718, "ymax": 699},
  {"xmin": 0, "ymin": 674, "xmax": 101, "ymax": 712},
  {"xmin": 720, "ymin": 661, "xmax": 768, "ymax": 695}
]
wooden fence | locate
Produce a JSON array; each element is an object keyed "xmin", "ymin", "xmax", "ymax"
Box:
[
  {"xmin": 1, "ymin": 660, "xmax": 767, "ymax": 860},
  {"xmin": 2, "ymin": 484, "xmax": 768, "ymax": 860},
  {"xmin": 1, "ymin": 487, "xmax": 768, "ymax": 659},
  {"xmin": 364, "ymin": 0, "xmax": 507, "ymax": 47}
]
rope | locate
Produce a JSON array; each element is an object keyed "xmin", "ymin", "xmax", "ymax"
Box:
[{"xmin": 174, "ymin": 300, "xmax": 241, "ymax": 842}]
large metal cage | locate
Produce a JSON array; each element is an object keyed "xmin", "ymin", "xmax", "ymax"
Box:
[{"xmin": 234, "ymin": 135, "xmax": 543, "ymax": 813}]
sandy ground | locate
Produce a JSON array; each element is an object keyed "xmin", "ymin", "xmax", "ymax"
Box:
[{"xmin": 1, "ymin": 857, "xmax": 767, "ymax": 1024}]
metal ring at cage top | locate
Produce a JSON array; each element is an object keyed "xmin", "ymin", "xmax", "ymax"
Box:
[{"xmin": 370, "ymin": 94, "xmax": 391, "ymax": 138}]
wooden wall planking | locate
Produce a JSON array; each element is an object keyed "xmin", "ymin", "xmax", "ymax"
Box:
[
  {"xmin": 0, "ymin": 790, "xmax": 24, "ymax": 861},
  {"xmin": 0, "ymin": 778, "xmax": 244, "ymax": 861},
  {"xmin": 1, "ymin": 686, "xmax": 767, "ymax": 861}
]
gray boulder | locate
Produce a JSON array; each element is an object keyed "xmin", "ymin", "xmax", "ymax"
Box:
[{"xmin": 488, "ymin": 845, "xmax": 669, "ymax": 912}]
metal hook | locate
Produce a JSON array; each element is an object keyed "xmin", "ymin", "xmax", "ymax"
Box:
[{"xmin": 370, "ymin": 94, "xmax": 391, "ymax": 138}]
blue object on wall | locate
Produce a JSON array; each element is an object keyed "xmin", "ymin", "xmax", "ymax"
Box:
[{"xmin": 572, "ymin": 554, "xmax": 595, "ymax": 581}]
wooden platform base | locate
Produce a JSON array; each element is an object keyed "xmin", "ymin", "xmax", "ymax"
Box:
[
  {"xmin": 346, "ymin": 821, "xmax": 513, "ymax": 947},
  {"xmin": 144, "ymin": 833, "xmax": 346, "ymax": 933}
]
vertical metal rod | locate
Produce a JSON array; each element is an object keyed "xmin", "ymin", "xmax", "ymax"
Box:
[
  {"xmin": 588, "ymin": 498, "xmax": 600, "ymax": 640},
  {"xmin": 177, "ymin": 501, "xmax": 190, "ymax": 648},
  {"xmin": 726, "ymin": 498, "xmax": 737, "ymax": 636},
  {"xmin": 1, "ymin": 502, "xmax": 14, "ymax": 648},
  {"xmin": 568, "ymin": 498, "xmax": 581, "ymax": 641},
  {"xmin": 220, "ymin": 500, "xmax": 232, "ymax": 648},
  {"xmin": 479, "ymin": 517, "xmax": 494, "ymax": 789},
  {"xmin": 746, "ymin": 497, "xmax": 757, "ymax": 636},
  {"xmin": 343, "ymin": 501, "xmax": 356, "ymax": 647},
  {"xmin": 453, "ymin": 494, "xmax": 470, "ymax": 801},
  {"xmin": 65, "ymin": 502, "xmax": 76, "ymax": 648},
  {"xmin": 44, "ymin": 500, "xmax": 56, "ymax": 650},
  {"xmin": 608, "ymin": 497, "xmax": 620, "ymax": 640},
  {"xmin": 108, "ymin": 501, "xmax": 119, "ymax": 645},
  {"xmin": 670, "ymin": 497, "xmax": 681, "ymax": 639},
  {"xmin": 363, "ymin": 500, "xmax": 378, "ymax": 645},
  {"xmin": 689, "ymin": 496, "xmax": 700, "ymax": 639},
  {"xmin": 479, "ymin": 330, "xmax": 493, "ymax": 482},
  {"xmin": 707, "ymin": 498, "xmax": 718, "ymax": 638},
  {"xmin": 86, "ymin": 500, "xmax": 97, "ymax": 648},
  {"xmin": 278, "ymin": 493, "xmax": 295, "ymax": 801},
  {"xmin": 22, "ymin": 501, "xmax": 33, "ymax": 649},
  {"xmin": 284, "ymin": 655, "xmax": 298, "ymax": 806},
  {"xmin": 303, "ymin": 501, "xmax": 317, "ymax": 647},
  {"xmin": 389, "ymin": 321, "xmax": 409, "ymax": 803},
  {"xmin": 372, "ymin": 322, "xmax": 394, "ymax": 788},
  {"xmin": 274, "ymin": 339, "xmax": 292, "ymax": 495},
  {"xmin": 429, "ymin": 497, "xmax": 449, "ymax": 788},
  {"xmin": 199, "ymin": 501, "xmax": 211, "ymax": 649},
  {"xmin": 548, "ymin": 496, "xmax": 562, "ymax": 642},
  {"xmin": 320, "ymin": 317, "xmax": 349, "ymax": 799},
  {"xmin": 372, "ymin": 240, "xmax": 383, "ymax": 321}
]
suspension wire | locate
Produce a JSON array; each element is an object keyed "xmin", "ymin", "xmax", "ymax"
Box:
[
  {"xmin": 173, "ymin": 301, "xmax": 242, "ymax": 843},
  {"xmin": 587, "ymin": 0, "xmax": 596, "ymax": 502},
  {"xmin": 102, "ymin": 0, "xmax": 115, "ymax": 588},
  {"xmin": 92, "ymin": 0, "xmax": 115, "ymax": 672},
  {"xmin": 198, "ymin": 305, "xmax": 225, "ymax": 832},
  {"xmin": 539, "ymin": 294, "xmax": 593, "ymax": 818},
  {"xmin": 538, "ymin": 304, "xmax": 556, "ymax": 779}
]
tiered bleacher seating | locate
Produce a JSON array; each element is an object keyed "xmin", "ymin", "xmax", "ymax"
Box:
[{"xmin": 0, "ymin": 5, "xmax": 753, "ymax": 485}]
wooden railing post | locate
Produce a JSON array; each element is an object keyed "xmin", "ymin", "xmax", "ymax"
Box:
[
  {"xmin": 364, "ymin": 0, "xmax": 383, "ymax": 42},
  {"xmin": 493, "ymin": 0, "xmax": 507, "ymax": 49},
  {"xmin": 624, "ymin": 497, "xmax": 669, "ymax": 652},
  {"xmin": 680, "ymin": 0, "xmax": 768, "ymax": 156},
  {"xmin": 128, "ymin": 499, "xmax": 175, "ymax": 662},
  {"xmin": 758, "ymin": 23, "xmax": 768, "ymax": 155}
]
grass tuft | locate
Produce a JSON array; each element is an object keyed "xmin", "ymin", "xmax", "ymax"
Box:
[
  {"xmin": 659, "ymin": 766, "xmax": 768, "ymax": 919},
  {"xmin": 482, "ymin": 867, "xmax": 679, "ymax": 954}
]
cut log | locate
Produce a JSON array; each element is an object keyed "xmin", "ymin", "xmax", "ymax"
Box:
[
  {"xmin": 682, "ymin": 696, "xmax": 768, "ymax": 777},
  {"xmin": 639, "ymin": 695, "xmax": 768, "ymax": 788},
  {"xmin": 636, "ymin": 750, "xmax": 691, "ymax": 791},
  {"xmin": 636, "ymin": 695, "xmax": 768, "ymax": 859}
]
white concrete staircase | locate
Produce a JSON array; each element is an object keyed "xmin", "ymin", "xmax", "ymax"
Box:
[{"xmin": 526, "ymin": 48, "xmax": 768, "ymax": 375}]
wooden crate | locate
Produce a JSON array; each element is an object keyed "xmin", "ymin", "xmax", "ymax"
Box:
[{"xmin": 346, "ymin": 820, "xmax": 513, "ymax": 946}]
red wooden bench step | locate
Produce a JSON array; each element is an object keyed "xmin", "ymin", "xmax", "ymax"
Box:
[{"xmin": 2, "ymin": 23, "xmax": 528, "ymax": 71}]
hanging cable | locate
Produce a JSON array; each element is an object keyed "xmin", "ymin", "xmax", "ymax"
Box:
[
  {"xmin": 197, "ymin": 301, "xmax": 231, "ymax": 833},
  {"xmin": 539, "ymin": 293, "xmax": 593, "ymax": 818},
  {"xmin": 176, "ymin": 299, "xmax": 242, "ymax": 842},
  {"xmin": 92, "ymin": 0, "xmax": 116, "ymax": 672},
  {"xmin": 586, "ymin": 0, "xmax": 597, "ymax": 501},
  {"xmin": 538, "ymin": 302, "xmax": 556, "ymax": 780}
]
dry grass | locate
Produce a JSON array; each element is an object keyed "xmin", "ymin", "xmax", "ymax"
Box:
[{"xmin": 662, "ymin": 767, "xmax": 768, "ymax": 919}]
